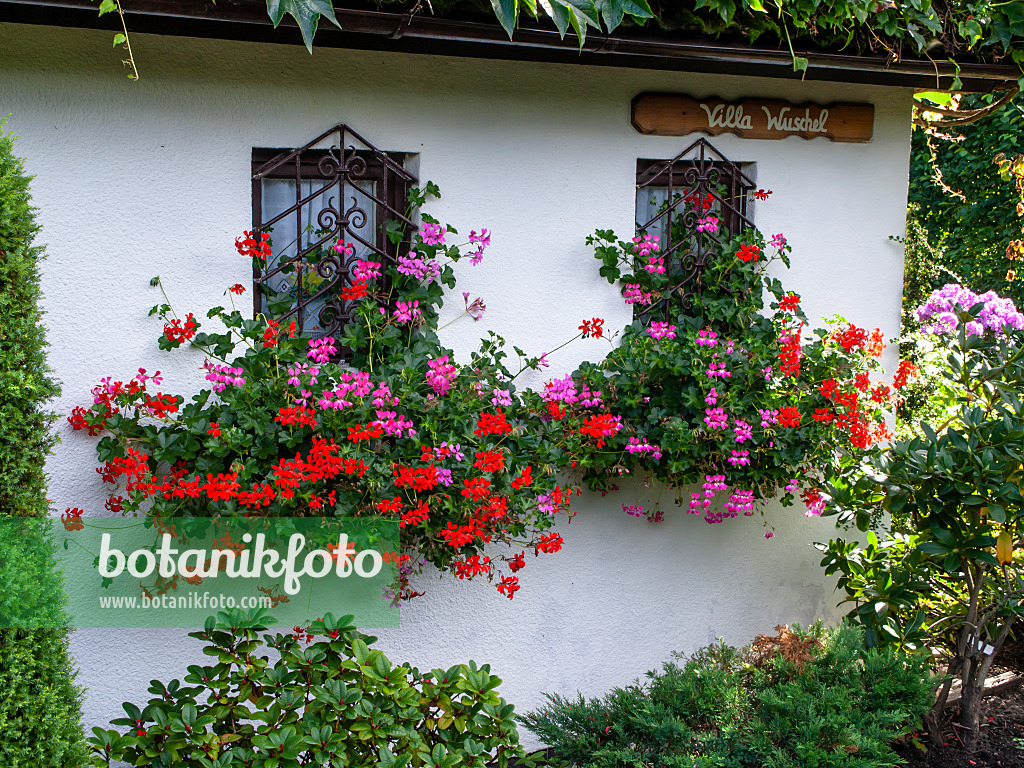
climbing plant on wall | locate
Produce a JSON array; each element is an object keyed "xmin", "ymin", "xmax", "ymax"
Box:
[{"xmin": 909, "ymin": 92, "xmax": 1024, "ymax": 304}]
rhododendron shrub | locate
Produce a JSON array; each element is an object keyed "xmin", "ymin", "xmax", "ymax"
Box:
[
  {"xmin": 88, "ymin": 611, "xmax": 523, "ymax": 768},
  {"xmin": 570, "ymin": 216, "xmax": 915, "ymax": 527},
  {"xmin": 68, "ymin": 185, "xmax": 578, "ymax": 601}
]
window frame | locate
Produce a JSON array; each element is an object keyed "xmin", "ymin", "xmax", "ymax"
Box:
[
  {"xmin": 250, "ymin": 124, "xmax": 417, "ymax": 338},
  {"xmin": 635, "ymin": 138, "xmax": 756, "ymax": 319}
]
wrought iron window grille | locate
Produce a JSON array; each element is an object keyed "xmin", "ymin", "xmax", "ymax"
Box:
[
  {"xmin": 635, "ymin": 138, "xmax": 755, "ymax": 319},
  {"xmin": 251, "ymin": 124, "xmax": 417, "ymax": 338}
]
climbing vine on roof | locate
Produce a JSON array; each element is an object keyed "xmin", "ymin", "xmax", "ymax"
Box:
[
  {"xmin": 379, "ymin": 0, "xmax": 1023, "ymax": 83},
  {"xmin": 429, "ymin": 0, "xmax": 1024, "ymax": 83},
  {"xmin": 94, "ymin": 0, "xmax": 1024, "ymax": 84}
]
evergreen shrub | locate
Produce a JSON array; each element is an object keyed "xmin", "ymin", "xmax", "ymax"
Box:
[
  {"xmin": 0, "ymin": 118, "xmax": 88, "ymax": 767},
  {"xmin": 523, "ymin": 624, "xmax": 933, "ymax": 768},
  {"xmin": 89, "ymin": 611, "xmax": 523, "ymax": 768}
]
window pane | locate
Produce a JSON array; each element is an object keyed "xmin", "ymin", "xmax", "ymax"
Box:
[{"xmin": 260, "ymin": 177, "xmax": 376, "ymax": 337}]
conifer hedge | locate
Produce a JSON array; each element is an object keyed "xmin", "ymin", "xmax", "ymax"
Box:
[{"xmin": 0, "ymin": 118, "xmax": 88, "ymax": 767}]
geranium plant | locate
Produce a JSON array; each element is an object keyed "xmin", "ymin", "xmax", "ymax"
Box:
[
  {"xmin": 561, "ymin": 206, "xmax": 915, "ymax": 530},
  {"xmin": 68, "ymin": 180, "xmax": 916, "ymax": 603},
  {"xmin": 67, "ymin": 184, "xmax": 596, "ymax": 601}
]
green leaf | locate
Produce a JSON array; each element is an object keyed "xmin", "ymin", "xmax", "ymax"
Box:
[
  {"xmin": 915, "ymin": 91, "xmax": 954, "ymax": 107},
  {"xmin": 538, "ymin": 0, "xmax": 571, "ymax": 36},
  {"xmin": 113, "ymin": 33, "xmax": 127, "ymax": 48},
  {"xmin": 488, "ymin": 0, "xmax": 519, "ymax": 37},
  {"xmin": 266, "ymin": 0, "xmax": 341, "ymax": 53}
]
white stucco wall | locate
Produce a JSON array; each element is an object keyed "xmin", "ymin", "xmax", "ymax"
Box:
[{"xmin": 0, "ymin": 22, "xmax": 912, "ymax": 749}]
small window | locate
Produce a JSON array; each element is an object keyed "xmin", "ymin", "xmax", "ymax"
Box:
[
  {"xmin": 252, "ymin": 125, "xmax": 416, "ymax": 337},
  {"xmin": 635, "ymin": 138, "xmax": 755, "ymax": 316}
]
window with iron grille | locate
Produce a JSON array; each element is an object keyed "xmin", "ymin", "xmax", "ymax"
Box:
[
  {"xmin": 635, "ymin": 138, "xmax": 755, "ymax": 317},
  {"xmin": 251, "ymin": 125, "xmax": 416, "ymax": 338}
]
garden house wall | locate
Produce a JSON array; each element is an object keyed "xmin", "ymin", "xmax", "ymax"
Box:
[{"xmin": 0, "ymin": 22, "xmax": 913, "ymax": 741}]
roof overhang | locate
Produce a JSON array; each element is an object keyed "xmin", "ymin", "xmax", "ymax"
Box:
[{"xmin": 2, "ymin": 0, "xmax": 1019, "ymax": 91}]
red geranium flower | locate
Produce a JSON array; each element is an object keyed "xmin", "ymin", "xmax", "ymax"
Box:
[
  {"xmin": 737, "ymin": 244, "xmax": 762, "ymax": 263},
  {"xmin": 340, "ymin": 282, "xmax": 368, "ymax": 301},
  {"xmin": 262, "ymin": 319, "xmax": 280, "ymax": 348},
  {"xmin": 579, "ymin": 317, "xmax": 605, "ymax": 339},
  {"xmin": 164, "ymin": 313, "xmax": 198, "ymax": 344},
  {"xmin": 62, "ymin": 508, "xmax": 84, "ymax": 531},
  {"xmin": 777, "ymin": 406, "xmax": 801, "ymax": 428},
  {"xmin": 497, "ymin": 575, "xmax": 520, "ymax": 599},
  {"xmin": 779, "ymin": 293, "xmax": 800, "ymax": 313},
  {"xmin": 235, "ymin": 230, "xmax": 272, "ymax": 261},
  {"xmin": 536, "ymin": 533, "xmax": 563, "ymax": 554},
  {"xmin": 893, "ymin": 360, "xmax": 919, "ymax": 389}
]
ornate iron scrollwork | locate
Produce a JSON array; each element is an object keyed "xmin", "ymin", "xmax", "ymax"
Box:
[
  {"xmin": 636, "ymin": 138, "xmax": 755, "ymax": 319},
  {"xmin": 252, "ymin": 125, "xmax": 417, "ymax": 337}
]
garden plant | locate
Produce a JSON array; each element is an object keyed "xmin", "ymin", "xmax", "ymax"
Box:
[
  {"xmin": 88, "ymin": 610, "xmax": 522, "ymax": 768},
  {"xmin": 523, "ymin": 623, "xmax": 934, "ymax": 768},
  {"xmin": 818, "ymin": 152, "xmax": 1024, "ymax": 751},
  {"xmin": 820, "ymin": 285, "xmax": 1024, "ymax": 749},
  {"xmin": 65, "ymin": 174, "xmax": 945, "ymax": 765},
  {"xmin": 66, "ymin": 181, "xmax": 912, "ymax": 602},
  {"xmin": 570, "ymin": 212, "xmax": 912, "ymax": 529},
  {"xmin": 0, "ymin": 120, "xmax": 88, "ymax": 767}
]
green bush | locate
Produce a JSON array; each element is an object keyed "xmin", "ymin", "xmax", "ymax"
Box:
[
  {"xmin": 523, "ymin": 624, "xmax": 933, "ymax": 768},
  {"xmin": 907, "ymin": 93, "xmax": 1024, "ymax": 304},
  {"xmin": 0, "ymin": 117, "xmax": 59, "ymax": 519},
  {"xmin": 89, "ymin": 611, "xmax": 523, "ymax": 768},
  {"xmin": 0, "ymin": 118, "xmax": 88, "ymax": 767},
  {"xmin": 0, "ymin": 629, "xmax": 89, "ymax": 768},
  {"xmin": 0, "ymin": 515, "xmax": 72, "ymax": 630}
]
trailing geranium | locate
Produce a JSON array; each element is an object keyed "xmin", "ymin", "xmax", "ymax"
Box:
[
  {"xmin": 564, "ymin": 204, "xmax": 917, "ymax": 530},
  {"xmin": 69, "ymin": 182, "xmax": 918, "ymax": 599},
  {"xmin": 68, "ymin": 184, "xmax": 597, "ymax": 601}
]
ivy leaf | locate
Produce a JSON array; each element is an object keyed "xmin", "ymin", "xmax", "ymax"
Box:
[
  {"xmin": 792, "ymin": 55, "xmax": 809, "ymax": 73},
  {"xmin": 1004, "ymin": 3, "xmax": 1024, "ymax": 37},
  {"xmin": 592, "ymin": 0, "xmax": 650, "ymax": 31},
  {"xmin": 265, "ymin": 0, "xmax": 341, "ymax": 53}
]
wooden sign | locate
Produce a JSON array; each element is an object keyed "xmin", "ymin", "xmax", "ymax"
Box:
[{"xmin": 631, "ymin": 93, "xmax": 874, "ymax": 143}]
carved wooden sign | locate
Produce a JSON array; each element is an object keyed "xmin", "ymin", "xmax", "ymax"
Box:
[{"xmin": 631, "ymin": 93, "xmax": 874, "ymax": 143}]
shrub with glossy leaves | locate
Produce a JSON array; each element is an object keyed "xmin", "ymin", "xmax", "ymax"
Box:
[
  {"xmin": 88, "ymin": 610, "xmax": 522, "ymax": 768},
  {"xmin": 819, "ymin": 294, "xmax": 1024, "ymax": 746}
]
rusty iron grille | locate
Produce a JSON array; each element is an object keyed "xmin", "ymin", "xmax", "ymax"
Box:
[
  {"xmin": 635, "ymin": 138, "xmax": 755, "ymax": 319},
  {"xmin": 252, "ymin": 124, "xmax": 417, "ymax": 337}
]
